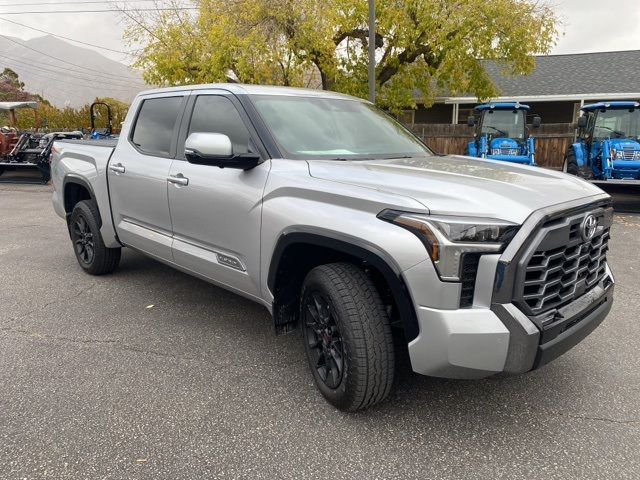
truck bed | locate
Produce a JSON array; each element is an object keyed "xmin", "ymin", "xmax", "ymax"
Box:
[{"xmin": 56, "ymin": 139, "xmax": 118, "ymax": 148}]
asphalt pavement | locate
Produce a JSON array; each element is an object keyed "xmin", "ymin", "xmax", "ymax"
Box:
[{"xmin": 1, "ymin": 184, "xmax": 639, "ymax": 480}]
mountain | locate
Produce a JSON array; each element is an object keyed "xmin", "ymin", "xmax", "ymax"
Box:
[{"xmin": 0, "ymin": 35, "xmax": 147, "ymax": 107}]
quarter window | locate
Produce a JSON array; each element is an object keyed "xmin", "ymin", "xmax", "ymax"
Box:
[
  {"xmin": 131, "ymin": 96, "xmax": 183, "ymax": 156},
  {"xmin": 188, "ymin": 96, "xmax": 251, "ymax": 154}
]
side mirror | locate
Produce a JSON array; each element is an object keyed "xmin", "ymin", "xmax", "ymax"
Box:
[
  {"xmin": 532, "ymin": 116, "xmax": 541, "ymax": 128},
  {"xmin": 185, "ymin": 132, "xmax": 260, "ymax": 170},
  {"xmin": 467, "ymin": 115, "xmax": 476, "ymax": 127},
  {"xmin": 577, "ymin": 116, "xmax": 587, "ymax": 128}
]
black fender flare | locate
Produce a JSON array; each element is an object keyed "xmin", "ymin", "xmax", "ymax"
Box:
[
  {"xmin": 62, "ymin": 175, "xmax": 98, "ymax": 218},
  {"xmin": 267, "ymin": 231, "xmax": 420, "ymax": 342}
]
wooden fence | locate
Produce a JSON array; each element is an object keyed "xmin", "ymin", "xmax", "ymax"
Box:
[{"xmin": 409, "ymin": 123, "xmax": 576, "ymax": 169}]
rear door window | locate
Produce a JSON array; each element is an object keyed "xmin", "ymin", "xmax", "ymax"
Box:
[{"xmin": 131, "ymin": 96, "xmax": 184, "ymax": 157}]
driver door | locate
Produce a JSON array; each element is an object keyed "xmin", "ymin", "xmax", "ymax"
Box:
[{"xmin": 167, "ymin": 91, "xmax": 270, "ymax": 299}]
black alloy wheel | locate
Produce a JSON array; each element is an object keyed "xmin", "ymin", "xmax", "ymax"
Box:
[
  {"xmin": 302, "ymin": 291, "xmax": 344, "ymax": 389},
  {"xmin": 71, "ymin": 213, "xmax": 95, "ymax": 266}
]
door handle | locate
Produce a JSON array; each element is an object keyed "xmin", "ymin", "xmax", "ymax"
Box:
[
  {"xmin": 109, "ymin": 163, "xmax": 125, "ymax": 174},
  {"xmin": 167, "ymin": 173, "xmax": 189, "ymax": 186}
]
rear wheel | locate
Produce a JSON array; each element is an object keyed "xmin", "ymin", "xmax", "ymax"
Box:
[
  {"xmin": 69, "ymin": 200, "xmax": 121, "ymax": 275},
  {"xmin": 300, "ymin": 263, "xmax": 394, "ymax": 411}
]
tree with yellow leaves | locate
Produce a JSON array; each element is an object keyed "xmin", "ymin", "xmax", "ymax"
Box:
[{"xmin": 124, "ymin": 0, "xmax": 559, "ymax": 111}]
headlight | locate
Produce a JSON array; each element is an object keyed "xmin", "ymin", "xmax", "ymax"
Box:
[
  {"xmin": 378, "ymin": 210, "xmax": 519, "ymax": 281},
  {"xmin": 613, "ymin": 149, "xmax": 623, "ymax": 160}
]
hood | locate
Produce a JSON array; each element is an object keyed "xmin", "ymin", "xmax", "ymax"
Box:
[
  {"xmin": 490, "ymin": 138, "xmax": 520, "ymax": 149},
  {"xmin": 307, "ymin": 155, "xmax": 605, "ymax": 224},
  {"xmin": 609, "ymin": 138, "xmax": 640, "ymax": 151}
]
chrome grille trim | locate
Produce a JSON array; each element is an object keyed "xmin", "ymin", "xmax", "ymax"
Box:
[{"xmin": 621, "ymin": 149, "xmax": 640, "ymax": 160}]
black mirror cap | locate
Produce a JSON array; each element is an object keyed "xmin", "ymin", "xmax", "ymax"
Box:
[
  {"xmin": 532, "ymin": 116, "xmax": 542, "ymax": 128},
  {"xmin": 467, "ymin": 115, "xmax": 476, "ymax": 127},
  {"xmin": 577, "ymin": 116, "xmax": 587, "ymax": 128},
  {"xmin": 186, "ymin": 151, "xmax": 261, "ymax": 170}
]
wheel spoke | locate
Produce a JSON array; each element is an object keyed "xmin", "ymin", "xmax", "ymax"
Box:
[
  {"xmin": 329, "ymin": 345, "xmax": 343, "ymax": 373},
  {"xmin": 305, "ymin": 302, "xmax": 320, "ymax": 324},
  {"xmin": 78, "ymin": 215, "xmax": 87, "ymax": 233},
  {"xmin": 311, "ymin": 293, "xmax": 328, "ymax": 324},
  {"xmin": 303, "ymin": 289, "xmax": 345, "ymax": 390},
  {"xmin": 325, "ymin": 356, "xmax": 341, "ymax": 388}
]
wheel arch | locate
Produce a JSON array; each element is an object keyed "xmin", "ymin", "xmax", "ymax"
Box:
[
  {"xmin": 267, "ymin": 231, "xmax": 420, "ymax": 341},
  {"xmin": 63, "ymin": 175, "xmax": 101, "ymax": 225}
]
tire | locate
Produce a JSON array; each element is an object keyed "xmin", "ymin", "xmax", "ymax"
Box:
[
  {"xmin": 69, "ymin": 200, "xmax": 121, "ymax": 275},
  {"xmin": 563, "ymin": 152, "xmax": 580, "ymax": 176},
  {"xmin": 300, "ymin": 263, "xmax": 394, "ymax": 411}
]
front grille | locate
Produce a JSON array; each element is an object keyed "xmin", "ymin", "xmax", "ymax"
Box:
[
  {"xmin": 492, "ymin": 148, "xmax": 519, "ymax": 156},
  {"xmin": 515, "ymin": 208, "xmax": 612, "ymax": 316},
  {"xmin": 621, "ymin": 149, "xmax": 640, "ymax": 160}
]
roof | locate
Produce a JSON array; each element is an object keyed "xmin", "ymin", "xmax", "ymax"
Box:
[
  {"xmin": 136, "ymin": 83, "xmax": 364, "ymax": 102},
  {"xmin": 474, "ymin": 102, "xmax": 530, "ymax": 111},
  {"xmin": 438, "ymin": 50, "xmax": 640, "ymax": 103},
  {"xmin": 582, "ymin": 101, "xmax": 640, "ymax": 111},
  {"xmin": 0, "ymin": 101, "xmax": 38, "ymax": 111}
]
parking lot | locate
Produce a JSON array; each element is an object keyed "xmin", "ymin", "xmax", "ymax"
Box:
[{"xmin": 1, "ymin": 184, "xmax": 639, "ymax": 479}]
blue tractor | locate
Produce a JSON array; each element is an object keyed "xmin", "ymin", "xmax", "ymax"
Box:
[
  {"xmin": 466, "ymin": 102, "xmax": 541, "ymax": 165},
  {"xmin": 563, "ymin": 101, "xmax": 640, "ymax": 180}
]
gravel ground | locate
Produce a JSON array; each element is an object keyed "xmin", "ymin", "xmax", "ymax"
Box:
[{"xmin": 0, "ymin": 184, "xmax": 639, "ymax": 480}]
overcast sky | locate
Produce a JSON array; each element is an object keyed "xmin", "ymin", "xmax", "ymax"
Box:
[{"xmin": 0, "ymin": 0, "xmax": 638, "ymax": 64}]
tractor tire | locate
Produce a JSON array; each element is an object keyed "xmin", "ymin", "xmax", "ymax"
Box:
[
  {"xmin": 300, "ymin": 263, "xmax": 395, "ymax": 411},
  {"xmin": 69, "ymin": 200, "xmax": 121, "ymax": 275},
  {"xmin": 562, "ymin": 152, "xmax": 580, "ymax": 176}
]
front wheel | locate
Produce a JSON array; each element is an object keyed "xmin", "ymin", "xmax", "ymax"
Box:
[
  {"xmin": 562, "ymin": 152, "xmax": 580, "ymax": 175},
  {"xmin": 69, "ymin": 200, "xmax": 121, "ymax": 275},
  {"xmin": 300, "ymin": 263, "xmax": 395, "ymax": 411},
  {"xmin": 563, "ymin": 152, "xmax": 593, "ymax": 179}
]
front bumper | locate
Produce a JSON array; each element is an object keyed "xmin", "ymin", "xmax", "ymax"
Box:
[
  {"xmin": 405, "ymin": 196, "xmax": 615, "ymax": 379},
  {"xmin": 407, "ymin": 270, "xmax": 613, "ymax": 379},
  {"xmin": 486, "ymin": 154, "xmax": 533, "ymax": 165}
]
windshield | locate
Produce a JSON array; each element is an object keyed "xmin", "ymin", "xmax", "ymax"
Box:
[
  {"xmin": 480, "ymin": 110, "xmax": 525, "ymax": 139},
  {"xmin": 250, "ymin": 94, "xmax": 431, "ymax": 160},
  {"xmin": 593, "ymin": 108, "xmax": 640, "ymax": 140}
]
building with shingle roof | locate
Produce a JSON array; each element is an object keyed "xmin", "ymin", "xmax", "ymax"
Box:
[{"xmin": 407, "ymin": 50, "xmax": 640, "ymax": 125}]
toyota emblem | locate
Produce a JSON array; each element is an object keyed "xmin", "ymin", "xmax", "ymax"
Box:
[{"xmin": 581, "ymin": 214, "xmax": 597, "ymax": 241}]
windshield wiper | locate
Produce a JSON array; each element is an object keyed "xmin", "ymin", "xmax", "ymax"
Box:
[
  {"xmin": 484, "ymin": 126, "xmax": 508, "ymax": 137},
  {"xmin": 598, "ymin": 126, "xmax": 626, "ymax": 137}
]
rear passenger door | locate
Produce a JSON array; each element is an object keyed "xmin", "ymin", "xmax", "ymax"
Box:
[
  {"xmin": 167, "ymin": 91, "xmax": 270, "ymax": 299},
  {"xmin": 108, "ymin": 93, "xmax": 187, "ymax": 260}
]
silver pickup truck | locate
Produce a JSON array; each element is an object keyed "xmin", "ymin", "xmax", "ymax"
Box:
[{"xmin": 51, "ymin": 84, "xmax": 614, "ymax": 411}]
